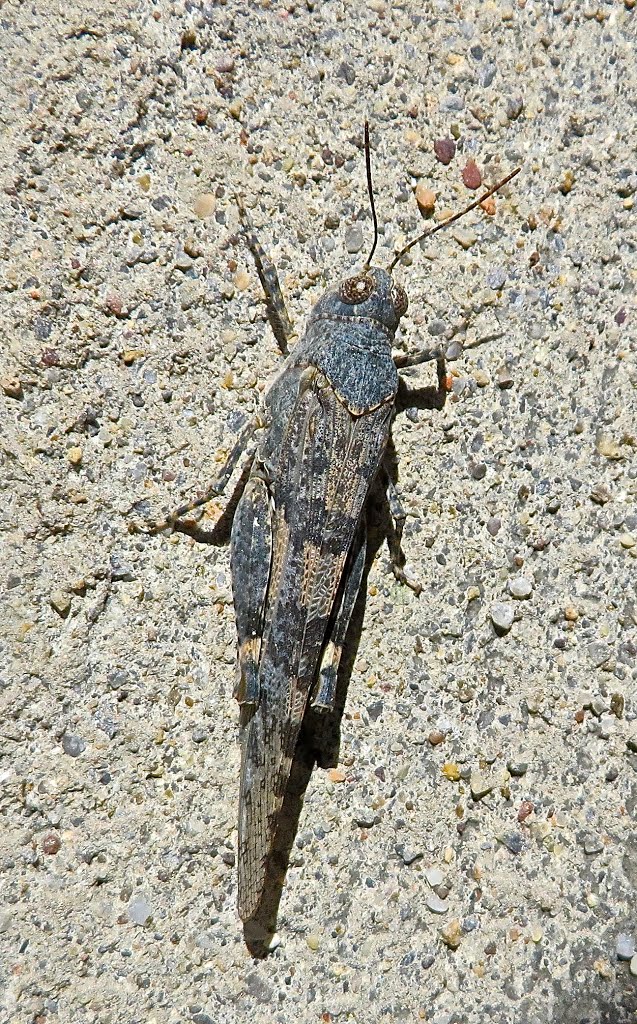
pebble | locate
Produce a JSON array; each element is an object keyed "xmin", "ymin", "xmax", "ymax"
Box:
[
  {"xmin": 490, "ymin": 602, "xmax": 515, "ymax": 635},
  {"xmin": 587, "ymin": 642, "xmax": 611, "ymax": 668},
  {"xmin": 589, "ymin": 483, "xmax": 612, "ymax": 505},
  {"xmin": 62, "ymin": 734, "xmax": 86, "ymax": 757},
  {"xmin": 506, "ymin": 760, "xmax": 528, "ymax": 777},
  {"xmin": 344, "ymin": 225, "xmax": 364, "ymax": 254},
  {"xmin": 354, "ymin": 809, "xmax": 380, "ymax": 828},
  {"xmin": 616, "ymin": 934, "xmax": 635, "ymax": 961},
  {"xmin": 596, "ymin": 434, "xmax": 622, "ymax": 460},
  {"xmin": 434, "ymin": 138, "xmax": 456, "ymax": 165},
  {"xmin": 487, "ymin": 517, "xmax": 501, "ymax": 536},
  {"xmin": 128, "ymin": 899, "xmax": 153, "ymax": 926},
  {"xmin": 424, "ymin": 867, "xmax": 444, "ymax": 887},
  {"xmin": 630, "ymin": 955, "xmax": 637, "ymax": 978},
  {"xmin": 415, "ymin": 183, "xmax": 436, "ymax": 213},
  {"xmin": 440, "ymin": 918, "xmax": 462, "ymax": 949},
  {"xmin": 452, "ymin": 229, "xmax": 477, "ymax": 250},
  {"xmin": 487, "ymin": 268, "xmax": 506, "ymax": 290},
  {"xmin": 506, "ymin": 95, "xmax": 524, "ymax": 120},
  {"xmin": 43, "ymin": 833, "xmax": 61, "ymax": 855},
  {"xmin": 306, "ymin": 933, "xmax": 320, "ymax": 950},
  {"xmin": 501, "ymin": 833, "xmax": 525, "ymax": 855},
  {"xmin": 67, "ymin": 446, "xmax": 83, "ymax": 467},
  {"xmin": 1, "ymin": 375, "xmax": 22, "ymax": 398},
  {"xmin": 508, "ymin": 576, "xmax": 533, "ymax": 599},
  {"xmin": 582, "ymin": 833, "xmax": 604, "ymax": 855},
  {"xmin": 462, "ymin": 159, "xmax": 482, "ymax": 190},
  {"xmin": 397, "ymin": 843, "xmax": 423, "ymax": 866},
  {"xmin": 193, "ymin": 193, "xmax": 216, "ymax": 218},
  {"xmin": 497, "ymin": 365, "xmax": 514, "ymax": 389},
  {"xmin": 619, "ymin": 534, "xmax": 635, "ymax": 549},
  {"xmin": 426, "ymin": 894, "xmax": 449, "ymax": 914},
  {"xmin": 470, "ymin": 772, "xmax": 494, "ymax": 800},
  {"xmin": 428, "ymin": 731, "xmax": 445, "ymax": 746},
  {"xmin": 564, "ymin": 606, "xmax": 579, "ymax": 622},
  {"xmin": 441, "ymin": 763, "xmax": 461, "ymax": 782},
  {"xmin": 50, "ymin": 589, "xmax": 71, "ymax": 617},
  {"xmin": 428, "ymin": 318, "xmax": 447, "ymax": 336}
]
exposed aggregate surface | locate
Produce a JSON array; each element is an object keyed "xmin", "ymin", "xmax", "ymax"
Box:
[{"xmin": 1, "ymin": 1, "xmax": 636, "ymax": 1022}]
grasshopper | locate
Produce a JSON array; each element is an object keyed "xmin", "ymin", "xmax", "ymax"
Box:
[{"xmin": 141, "ymin": 127, "xmax": 518, "ymax": 923}]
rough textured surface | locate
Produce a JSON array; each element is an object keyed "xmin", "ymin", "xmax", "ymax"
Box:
[{"xmin": 1, "ymin": 2, "xmax": 636, "ymax": 1022}]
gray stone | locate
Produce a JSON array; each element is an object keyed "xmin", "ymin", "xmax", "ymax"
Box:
[
  {"xmin": 490, "ymin": 602, "xmax": 515, "ymax": 634},
  {"xmin": 508, "ymin": 576, "xmax": 533, "ymax": 599},
  {"xmin": 426, "ymin": 894, "xmax": 449, "ymax": 914},
  {"xmin": 62, "ymin": 734, "xmax": 86, "ymax": 758},
  {"xmin": 128, "ymin": 899, "xmax": 153, "ymax": 926},
  {"xmin": 616, "ymin": 934, "xmax": 635, "ymax": 961}
]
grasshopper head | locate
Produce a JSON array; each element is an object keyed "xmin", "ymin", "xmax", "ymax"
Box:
[{"xmin": 310, "ymin": 266, "xmax": 408, "ymax": 335}]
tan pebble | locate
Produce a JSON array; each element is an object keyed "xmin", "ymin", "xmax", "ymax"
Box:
[
  {"xmin": 473, "ymin": 370, "xmax": 490, "ymax": 387},
  {"xmin": 559, "ymin": 170, "xmax": 575, "ymax": 195},
  {"xmin": 440, "ymin": 918, "xmax": 462, "ymax": 949},
  {"xmin": 50, "ymin": 590, "xmax": 71, "ymax": 616},
  {"xmin": 564, "ymin": 606, "xmax": 579, "ymax": 622},
  {"xmin": 453, "ymin": 229, "xmax": 477, "ymax": 250},
  {"xmin": 531, "ymin": 925, "xmax": 543, "ymax": 942},
  {"xmin": 428, "ymin": 731, "xmax": 445, "ymax": 746},
  {"xmin": 441, "ymin": 763, "xmax": 461, "ymax": 781},
  {"xmin": 121, "ymin": 349, "xmax": 145, "ymax": 365},
  {"xmin": 1, "ymin": 375, "xmax": 23, "ymax": 398},
  {"xmin": 473, "ymin": 962, "xmax": 486, "ymax": 978},
  {"xmin": 466, "ymin": 586, "xmax": 480, "ymax": 601},
  {"xmin": 138, "ymin": 173, "xmax": 151, "ymax": 192},
  {"xmin": 594, "ymin": 959, "xmax": 613, "ymax": 979},
  {"xmin": 67, "ymin": 446, "xmax": 83, "ymax": 466},
  {"xmin": 619, "ymin": 534, "xmax": 635, "ymax": 549},
  {"xmin": 234, "ymin": 269, "xmax": 250, "ymax": 291},
  {"xmin": 328, "ymin": 768, "xmax": 346, "ymax": 783},
  {"xmin": 415, "ymin": 183, "xmax": 436, "ymax": 213},
  {"xmin": 480, "ymin": 196, "xmax": 496, "ymax": 216},
  {"xmin": 194, "ymin": 193, "xmax": 216, "ymax": 219},
  {"xmin": 306, "ymin": 933, "xmax": 320, "ymax": 951},
  {"xmin": 596, "ymin": 434, "xmax": 622, "ymax": 459}
]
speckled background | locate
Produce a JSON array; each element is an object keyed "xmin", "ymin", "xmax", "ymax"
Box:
[{"xmin": 1, "ymin": 1, "xmax": 636, "ymax": 1022}]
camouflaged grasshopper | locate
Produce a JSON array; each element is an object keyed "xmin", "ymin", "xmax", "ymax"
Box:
[{"xmin": 143, "ymin": 127, "xmax": 518, "ymax": 922}]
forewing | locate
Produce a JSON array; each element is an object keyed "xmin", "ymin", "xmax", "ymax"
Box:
[{"xmin": 237, "ymin": 369, "xmax": 393, "ymax": 919}]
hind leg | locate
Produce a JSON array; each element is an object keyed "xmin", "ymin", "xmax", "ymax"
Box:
[
  {"xmin": 230, "ymin": 473, "xmax": 273, "ymax": 706},
  {"xmin": 237, "ymin": 197, "xmax": 295, "ymax": 355},
  {"xmin": 311, "ymin": 522, "xmax": 367, "ymax": 712}
]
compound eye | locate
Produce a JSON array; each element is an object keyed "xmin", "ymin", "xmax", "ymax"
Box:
[
  {"xmin": 339, "ymin": 273, "xmax": 374, "ymax": 305},
  {"xmin": 391, "ymin": 283, "xmax": 408, "ymax": 317}
]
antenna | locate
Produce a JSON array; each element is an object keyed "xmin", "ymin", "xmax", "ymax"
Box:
[
  {"xmin": 363, "ymin": 121, "xmax": 379, "ymax": 269},
  {"xmin": 388, "ymin": 166, "xmax": 521, "ymax": 273}
]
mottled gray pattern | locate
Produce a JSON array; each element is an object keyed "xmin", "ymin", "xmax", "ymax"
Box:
[{"xmin": 234, "ymin": 271, "xmax": 403, "ymax": 918}]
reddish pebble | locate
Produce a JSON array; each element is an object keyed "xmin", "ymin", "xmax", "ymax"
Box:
[
  {"xmin": 574, "ymin": 708, "xmax": 585, "ymax": 724},
  {"xmin": 428, "ymin": 730, "xmax": 445, "ymax": 746},
  {"xmin": 434, "ymin": 138, "xmax": 456, "ymax": 165},
  {"xmin": 517, "ymin": 800, "xmax": 534, "ymax": 823},
  {"xmin": 41, "ymin": 348, "xmax": 60, "ymax": 367},
  {"xmin": 462, "ymin": 159, "xmax": 482, "ymax": 190},
  {"xmin": 43, "ymin": 833, "xmax": 61, "ymax": 855},
  {"xmin": 194, "ymin": 108, "xmax": 208, "ymax": 125}
]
